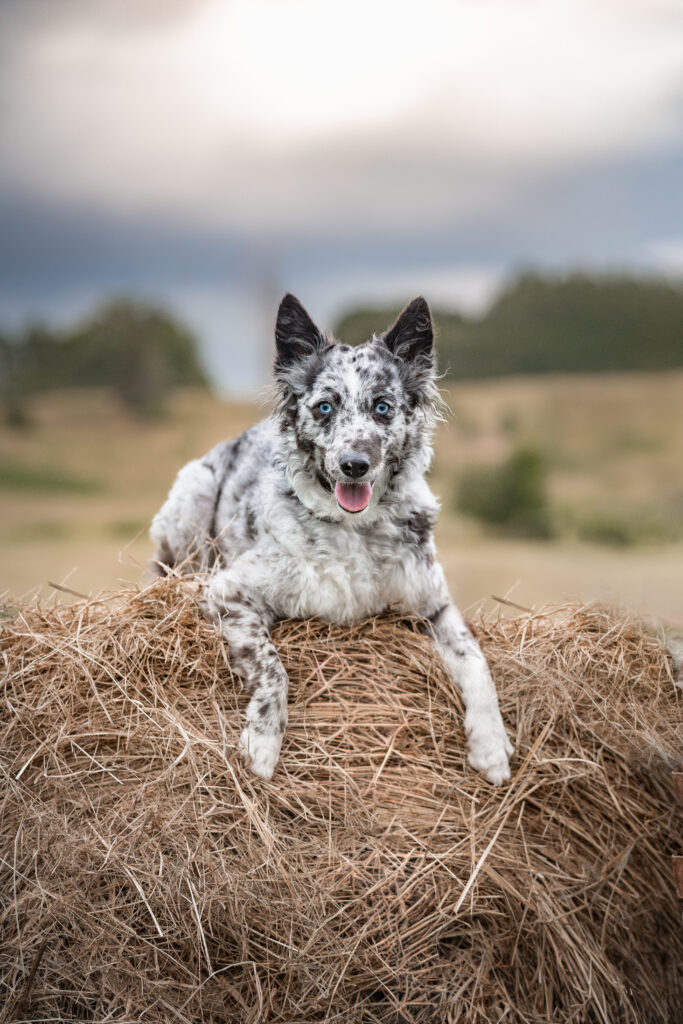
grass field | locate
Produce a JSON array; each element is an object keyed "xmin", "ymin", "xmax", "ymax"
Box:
[{"xmin": 1, "ymin": 373, "xmax": 682, "ymax": 624}]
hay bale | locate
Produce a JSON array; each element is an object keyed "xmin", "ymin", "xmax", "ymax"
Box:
[{"xmin": 1, "ymin": 578, "xmax": 681, "ymax": 1023}]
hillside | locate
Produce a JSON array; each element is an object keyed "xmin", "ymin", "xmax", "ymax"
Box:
[
  {"xmin": 334, "ymin": 272, "xmax": 683, "ymax": 378},
  {"xmin": 1, "ymin": 375, "xmax": 681, "ymax": 623},
  {"xmin": 0, "ymin": 299, "xmax": 208, "ymax": 418}
]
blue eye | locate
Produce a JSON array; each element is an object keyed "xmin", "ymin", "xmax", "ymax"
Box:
[
  {"xmin": 318, "ymin": 401, "xmax": 333, "ymax": 415},
  {"xmin": 375, "ymin": 401, "xmax": 390, "ymax": 415}
]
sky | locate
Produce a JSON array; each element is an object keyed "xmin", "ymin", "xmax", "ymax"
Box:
[{"xmin": 1, "ymin": 0, "xmax": 683, "ymax": 391}]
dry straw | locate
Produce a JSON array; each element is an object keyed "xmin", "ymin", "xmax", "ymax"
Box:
[{"xmin": 1, "ymin": 577, "xmax": 681, "ymax": 1023}]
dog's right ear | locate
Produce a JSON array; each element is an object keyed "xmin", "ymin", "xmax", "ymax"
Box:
[{"xmin": 275, "ymin": 294, "xmax": 326, "ymax": 373}]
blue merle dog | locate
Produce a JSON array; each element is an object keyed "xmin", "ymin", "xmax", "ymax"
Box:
[{"xmin": 151, "ymin": 294, "xmax": 513, "ymax": 783}]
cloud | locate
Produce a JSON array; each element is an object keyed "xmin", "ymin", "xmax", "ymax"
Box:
[
  {"xmin": 1, "ymin": 0, "xmax": 683, "ymax": 238},
  {"xmin": 645, "ymin": 237, "xmax": 683, "ymax": 273}
]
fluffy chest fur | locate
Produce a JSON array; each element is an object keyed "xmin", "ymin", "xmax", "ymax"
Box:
[{"xmin": 257, "ymin": 502, "xmax": 437, "ymax": 623}]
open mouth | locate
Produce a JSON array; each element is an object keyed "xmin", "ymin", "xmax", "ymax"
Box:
[{"xmin": 334, "ymin": 481, "xmax": 372, "ymax": 513}]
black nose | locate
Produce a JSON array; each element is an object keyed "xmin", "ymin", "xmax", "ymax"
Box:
[{"xmin": 340, "ymin": 453, "xmax": 370, "ymax": 479}]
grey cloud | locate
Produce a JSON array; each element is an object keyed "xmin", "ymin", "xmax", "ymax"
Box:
[
  {"xmin": 0, "ymin": 0, "xmax": 204, "ymax": 37},
  {"xmin": 2, "ymin": 136, "xmax": 682, "ymax": 303}
]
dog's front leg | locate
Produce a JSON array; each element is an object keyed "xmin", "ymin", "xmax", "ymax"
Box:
[
  {"xmin": 425, "ymin": 598, "xmax": 513, "ymax": 785},
  {"xmin": 204, "ymin": 569, "xmax": 288, "ymax": 780}
]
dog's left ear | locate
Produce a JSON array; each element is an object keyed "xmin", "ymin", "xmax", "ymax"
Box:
[
  {"xmin": 382, "ymin": 297, "xmax": 433, "ymax": 363},
  {"xmin": 275, "ymin": 293, "xmax": 326, "ymax": 370}
]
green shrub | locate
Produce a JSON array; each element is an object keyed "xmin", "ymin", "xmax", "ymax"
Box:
[
  {"xmin": 456, "ymin": 446, "xmax": 553, "ymax": 538},
  {"xmin": 576, "ymin": 515, "xmax": 636, "ymax": 547},
  {"xmin": 108, "ymin": 518, "xmax": 148, "ymax": 538},
  {"xmin": 498, "ymin": 407, "xmax": 521, "ymax": 436},
  {"xmin": 576, "ymin": 510, "xmax": 682, "ymax": 547},
  {"xmin": 0, "ymin": 460, "xmax": 102, "ymax": 494},
  {"xmin": 2, "ymin": 397, "xmax": 32, "ymax": 429},
  {"xmin": 9, "ymin": 521, "xmax": 70, "ymax": 541}
]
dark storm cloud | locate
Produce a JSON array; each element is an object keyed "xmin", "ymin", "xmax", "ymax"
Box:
[
  {"xmin": 3, "ymin": 134, "xmax": 682, "ymax": 303},
  {"xmin": 0, "ymin": 188, "xmax": 248, "ymax": 298}
]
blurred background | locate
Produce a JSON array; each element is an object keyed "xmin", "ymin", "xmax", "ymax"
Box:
[{"xmin": 0, "ymin": 0, "xmax": 682, "ymax": 624}]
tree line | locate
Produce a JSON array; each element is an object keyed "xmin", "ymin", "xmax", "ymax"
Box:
[
  {"xmin": 335, "ymin": 272, "xmax": 683, "ymax": 377},
  {"xmin": 2, "ymin": 273, "xmax": 681, "ymax": 426}
]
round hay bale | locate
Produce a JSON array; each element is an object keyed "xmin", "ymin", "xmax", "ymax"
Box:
[{"xmin": 1, "ymin": 578, "xmax": 681, "ymax": 1023}]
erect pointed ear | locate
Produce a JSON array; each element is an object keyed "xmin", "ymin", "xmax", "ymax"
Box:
[
  {"xmin": 382, "ymin": 297, "xmax": 433, "ymax": 363},
  {"xmin": 275, "ymin": 293, "xmax": 326, "ymax": 370}
]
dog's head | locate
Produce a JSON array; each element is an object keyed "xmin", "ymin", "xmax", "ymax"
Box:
[{"xmin": 274, "ymin": 293, "xmax": 439, "ymax": 519}]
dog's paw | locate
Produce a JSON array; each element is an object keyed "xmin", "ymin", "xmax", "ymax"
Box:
[
  {"xmin": 239, "ymin": 725, "xmax": 282, "ymax": 780},
  {"xmin": 466, "ymin": 713, "xmax": 514, "ymax": 786}
]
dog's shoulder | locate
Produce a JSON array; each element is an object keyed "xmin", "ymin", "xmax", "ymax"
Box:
[
  {"xmin": 208, "ymin": 416, "xmax": 284, "ymax": 551},
  {"xmin": 203, "ymin": 417, "xmax": 276, "ymax": 482}
]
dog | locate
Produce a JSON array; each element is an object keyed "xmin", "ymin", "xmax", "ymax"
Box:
[{"xmin": 150, "ymin": 294, "xmax": 513, "ymax": 784}]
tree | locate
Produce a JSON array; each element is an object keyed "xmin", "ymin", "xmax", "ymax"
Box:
[
  {"xmin": 2, "ymin": 299, "xmax": 209, "ymax": 416},
  {"xmin": 334, "ymin": 272, "xmax": 683, "ymax": 378}
]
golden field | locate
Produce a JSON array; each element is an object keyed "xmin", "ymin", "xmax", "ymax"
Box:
[{"xmin": 1, "ymin": 372, "xmax": 682, "ymax": 625}]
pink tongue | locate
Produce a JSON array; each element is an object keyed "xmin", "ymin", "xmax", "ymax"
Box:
[{"xmin": 334, "ymin": 481, "xmax": 372, "ymax": 513}]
